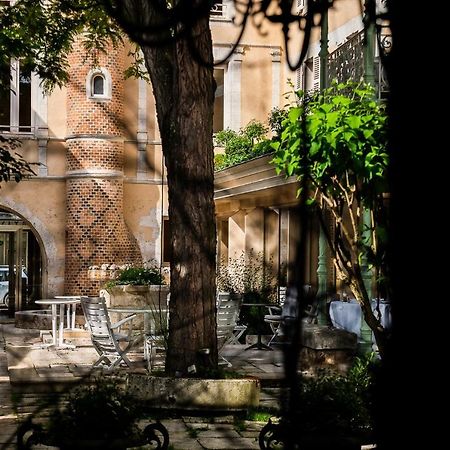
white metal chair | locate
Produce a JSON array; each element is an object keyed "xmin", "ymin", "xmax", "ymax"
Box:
[
  {"xmin": 263, "ymin": 286, "xmax": 287, "ymax": 346},
  {"xmin": 80, "ymin": 296, "xmax": 140, "ymax": 371},
  {"xmin": 216, "ymin": 292, "xmax": 247, "ymax": 366},
  {"xmin": 264, "ymin": 285, "xmax": 316, "ymax": 346}
]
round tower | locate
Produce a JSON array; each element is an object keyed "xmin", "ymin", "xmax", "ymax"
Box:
[{"xmin": 65, "ymin": 43, "xmax": 141, "ymax": 295}]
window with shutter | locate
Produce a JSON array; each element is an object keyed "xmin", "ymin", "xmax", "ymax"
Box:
[
  {"xmin": 296, "ymin": 67, "xmax": 304, "ymax": 91},
  {"xmin": 297, "ymin": 0, "xmax": 306, "ymax": 13},
  {"xmin": 0, "ymin": 59, "xmax": 32, "ymax": 133},
  {"xmin": 313, "ymin": 56, "xmax": 320, "ymax": 91}
]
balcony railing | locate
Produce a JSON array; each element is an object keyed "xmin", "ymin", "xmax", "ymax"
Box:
[
  {"xmin": 210, "ymin": 1, "xmax": 228, "ymax": 18},
  {"xmin": 327, "ymin": 30, "xmax": 389, "ymax": 100}
]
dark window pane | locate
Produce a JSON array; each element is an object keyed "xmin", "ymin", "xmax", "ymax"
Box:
[
  {"xmin": 93, "ymin": 75, "xmax": 104, "ymax": 95},
  {"xmin": 0, "ymin": 61, "xmax": 10, "ymax": 128},
  {"xmin": 163, "ymin": 219, "xmax": 171, "ymax": 263},
  {"xmin": 213, "ymin": 68, "xmax": 224, "ymax": 133},
  {"xmin": 19, "ymin": 66, "xmax": 31, "ymax": 129}
]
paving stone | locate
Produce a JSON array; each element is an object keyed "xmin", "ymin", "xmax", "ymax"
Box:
[
  {"xmin": 198, "ymin": 437, "xmax": 260, "ymax": 449},
  {"xmin": 0, "ymin": 324, "xmax": 289, "ymax": 450},
  {"xmin": 197, "ymin": 428, "xmax": 241, "ymax": 438}
]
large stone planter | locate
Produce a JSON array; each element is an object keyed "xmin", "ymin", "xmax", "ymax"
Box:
[
  {"xmin": 103, "ymin": 285, "xmax": 169, "ymax": 308},
  {"xmin": 299, "ymin": 324, "xmax": 358, "ymax": 375},
  {"xmin": 102, "ymin": 285, "xmax": 169, "ymax": 331},
  {"xmin": 127, "ymin": 374, "xmax": 260, "ymax": 411}
]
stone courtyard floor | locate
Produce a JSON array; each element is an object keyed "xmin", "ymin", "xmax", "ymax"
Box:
[{"xmin": 0, "ymin": 318, "xmax": 285, "ymax": 449}]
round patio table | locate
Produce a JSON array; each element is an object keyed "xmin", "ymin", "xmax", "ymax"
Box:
[
  {"xmin": 54, "ymin": 295, "xmax": 80, "ymax": 330},
  {"xmin": 35, "ymin": 298, "xmax": 80, "ymax": 348},
  {"xmin": 241, "ymin": 303, "xmax": 273, "ymax": 351}
]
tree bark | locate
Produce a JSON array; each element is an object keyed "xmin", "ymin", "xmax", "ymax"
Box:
[{"xmin": 139, "ymin": 12, "xmax": 218, "ymax": 375}]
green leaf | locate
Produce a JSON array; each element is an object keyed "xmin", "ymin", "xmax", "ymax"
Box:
[
  {"xmin": 346, "ymin": 115, "xmax": 361, "ymax": 129},
  {"xmin": 288, "ymin": 107, "xmax": 301, "ymax": 123}
]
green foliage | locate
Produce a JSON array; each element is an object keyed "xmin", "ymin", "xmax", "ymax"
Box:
[
  {"xmin": 294, "ymin": 356, "xmax": 376, "ymax": 438},
  {"xmin": 245, "ymin": 407, "xmax": 276, "ymax": 422},
  {"xmin": 105, "ymin": 261, "xmax": 165, "ymax": 288},
  {"xmin": 0, "ymin": 136, "xmax": 38, "ymax": 185},
  {"xmin": 270, "ymin": 81, "xmax": 390, "ymax": 348},
  {"xmin": 271, "ymin": 81, "xmax": 388, "ymax": 203},
  {"xmin": 217, "ymin": 249, "xmax": 277, "ymax": 301},
  {"xmin": 268, "ymin": 106, "xmax": 288, "ymax": 137},
  {"xmin": 214, "ymin": 120, "xmax": 273, "ymax": 170},
  {"xmin": 46, "ymin": 380, "xmax": 142, "ymax": 441},
  {"xmin": 0, "ymin": 1, "xmax": 131, "ymax": 93}
]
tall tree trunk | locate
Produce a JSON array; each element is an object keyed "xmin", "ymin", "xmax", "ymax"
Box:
[{"xmin": 141, "ymin": 13, "xmax": 218, "ymax": 375}]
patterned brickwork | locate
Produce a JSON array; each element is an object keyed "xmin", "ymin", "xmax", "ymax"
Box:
[
  {"xmin": 65, "ymin": 41, "xmax": 142, "ymax": 295},
  {"xmin": 67, "ymin": 45, "xmax": 125, "ymax": 137},
  {"xmin": 65, "ymin": 178, "xmax": 141, "ymax": 295},
  {"xmin": 66, "ymin": 140, "xmax": 124, "ymax": 172}
]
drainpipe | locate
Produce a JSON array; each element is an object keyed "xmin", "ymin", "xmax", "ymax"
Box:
[
  {"xmin": 316, "ymin": 7, "xmax": 329, "ymax": 325},
  {"xmin": 359, "ymin": 0, "xmax": 376, "ymax": 354}
]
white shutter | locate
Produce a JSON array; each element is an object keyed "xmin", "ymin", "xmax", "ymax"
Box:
[
  {"xmin": 297, "ymin": 0, "xmax": 306, "ymax": 13},
  {"xmin": 313, "ymin": 56, "xmax": 320, "ymax": 91},
  {"xmin": 296, "ymin": 67, "xmax": 303, "ymax": 91}
]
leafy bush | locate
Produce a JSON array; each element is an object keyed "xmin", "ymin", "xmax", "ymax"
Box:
[
  {"xmin": 217, "ymin": 249, "xmax": 277, "ymax": 301},
  {"xmin": 214, "ymin": 120, "xmax": 273, "ymax": 170},
  {"xmin": 295, "ymin": 354, "xmax": 377, "ymax": 438},
  {"xmin": 46, "ymin": 380, "xmax": 142, "ymax": 441},
  {"xmin": 270, "ymin": 80, "xmax": 390, "ymax": 356},
  {"xmin": 268, "ymin": 106, "xmax": 288, "ymax": 138},
  {"xmin": 105, "ymin": 261, "xmax": 165, "ymax": 288}
]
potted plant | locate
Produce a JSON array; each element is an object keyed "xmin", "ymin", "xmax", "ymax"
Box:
[
  {"xmin": 101, "ymin": 262, "xmax": 169, "ymax": 350},
  {"xmin": 17, "ymin": 380, "xmax": 169, "ymax": 449},
  {"xmin": 102, "ymin": 261, "xmax": 169, "ymax": 317}
]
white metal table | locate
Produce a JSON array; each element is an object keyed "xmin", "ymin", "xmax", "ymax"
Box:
[
  {"xmin": 54, "ymin": 295, "xmax": 80, "ymax": 330},
  {"xmin": 35, "ymin": 298, "xmax": 81, "ymax": 348}
]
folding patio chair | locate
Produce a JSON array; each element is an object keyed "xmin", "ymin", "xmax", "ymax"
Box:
[
  {"xmin": 80, "ymin": 296, "xmax": 140, "ymax": 371},
  {"xmin": 217, "ymin": 292, "xmax": 247, "ymax": 366}
]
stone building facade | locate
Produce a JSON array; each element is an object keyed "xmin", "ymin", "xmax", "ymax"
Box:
[{"xmin": 1, "ymin": 1, "xmax": 366, "ymax": 311}]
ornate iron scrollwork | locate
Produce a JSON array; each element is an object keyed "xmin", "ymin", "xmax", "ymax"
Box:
[
  {"xmin": 259, "ymin": 418, "xmax": 292, "ymax": 449},
  {"xmin": 17, "ymin": 417, "xmax": 170, "ymax": 450}
]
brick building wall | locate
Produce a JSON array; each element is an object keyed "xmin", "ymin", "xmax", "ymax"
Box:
[{"xmin": 65, "ymin": 42, "xmax": 141, "ymax": 295}]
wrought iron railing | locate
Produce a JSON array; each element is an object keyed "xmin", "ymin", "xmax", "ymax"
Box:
[
  {"xmin": 210, "ymin": 1, "xmax": 228, "ymax": 17},
  {"xmin": 327, "ymin": 29, "xmax": 389, "ymax": 100}
]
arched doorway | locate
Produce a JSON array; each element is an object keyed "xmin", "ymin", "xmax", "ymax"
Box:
[{"xmin": 0, "ymin": 209, "xmax": 43, "ymax": 315}]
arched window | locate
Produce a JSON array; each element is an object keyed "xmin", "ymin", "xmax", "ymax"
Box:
[
  {"xmin": 86, "ymin": 68, "xmax": 111, "ymax": 101},
  {"xmin": 92, "ymin": 74, "xmax": 105, "ymax": 96}
]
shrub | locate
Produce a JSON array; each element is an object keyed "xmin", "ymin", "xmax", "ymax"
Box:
[
  {"xmin": 105, "ymin": 260, "xmax": 165, "ymax": 288},
  {"xmin": 214, "ymin": 120, "xmax": 272, "ymax": 170},
  {"xmin": 295, "ymin": 354, "xmax": 377, "ymax": 438},
  {"xmin": 46, "ymin": 380, "xmax": 142, "ymax": 442}
]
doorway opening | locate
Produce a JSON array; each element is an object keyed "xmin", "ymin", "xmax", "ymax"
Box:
[{"xmin": 0, "ymin": 209, "xmax": 43, "ymax": 316}]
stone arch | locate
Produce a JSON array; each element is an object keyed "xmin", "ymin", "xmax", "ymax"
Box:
[{"xmin": 0, "ymin": 199, "xmax": 60, "ymax": 298}]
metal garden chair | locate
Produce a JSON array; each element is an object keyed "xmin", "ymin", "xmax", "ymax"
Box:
[{"xmin": 80, "ymin": 296, "xmax": 140, "ymax": 371}]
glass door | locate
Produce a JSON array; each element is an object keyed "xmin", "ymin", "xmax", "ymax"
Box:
[{"xmin": 0, "ymin": 210, "xmax": 42, "ymax": 315}]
